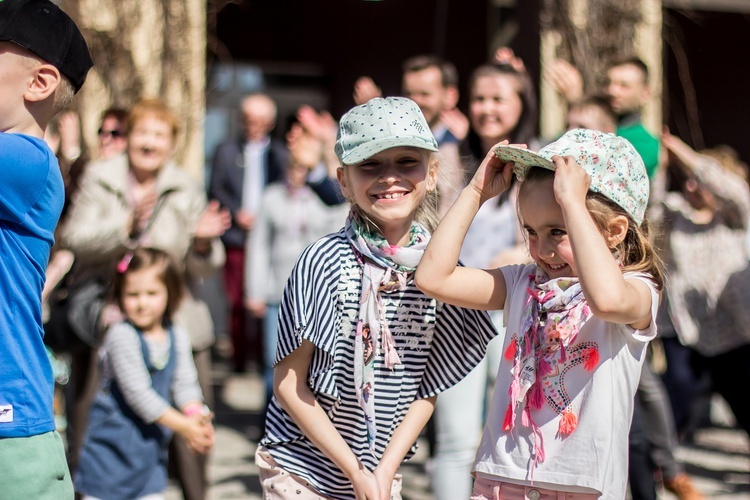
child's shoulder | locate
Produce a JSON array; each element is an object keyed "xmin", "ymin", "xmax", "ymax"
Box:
[
  {"xmin": 170, "ymin": 324, "xmax": 192, "ymax": 346},
  {"xmin": 622, "ymin": 271, "xmax": 658, "ymax": 291},
  {"xmin": 0, "ymin": 133, "xmax": 52, "ymax": 165},
  {"xmin": 100, "ymin": 321, "xmax": 140, "ymax": 351},
  {"xmin": 292, "ymin": 229, "xmax": 352, "ymax": 278},
  {"xmin": 301, "ymin": 228, "xmax": 348, "ymax": 257},
  {"xmin": 500, "ymin": 262, "xmax": 537, "ymax": 287}
]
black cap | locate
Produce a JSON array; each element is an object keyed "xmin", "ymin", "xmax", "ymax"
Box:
[{"xmin": 0, "ymin": 0, "xmax": 93, "ymax": 93}]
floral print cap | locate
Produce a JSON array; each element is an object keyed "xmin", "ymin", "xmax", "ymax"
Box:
[
  {"xmin": 335, "ymin": 97, "xmax": 439, "ymax": 165},
  {"xmin": 494, "ymin": 128, "xmax": 650, "ymax": 226}
]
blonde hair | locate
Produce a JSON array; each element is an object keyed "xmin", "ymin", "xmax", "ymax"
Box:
[
  {"xmin": 341, "ymin": 150, "xmax": 443, "ymax": 234},
  {"xmin": 520, "ymin": 167, "xmax": 664, "ymax": 290}
]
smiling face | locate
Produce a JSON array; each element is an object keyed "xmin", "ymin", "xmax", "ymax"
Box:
[
  {"xmin": 469, "ymin": 73, "xmax": 524, "ymax": 144},
  {"xmin": 337, "ymin": 146, "xmax": 436, "ymax": 245},
  {"xmin": 519, "ymin": 175, "xmax": 578, "ymax": 279},
  {"xmin": 127, "ymin": 114, "xmax": 175, "ymax": 177},
  {"xmin": 120, "ymin": 265, "xmax": 169, "ymax": 334}
]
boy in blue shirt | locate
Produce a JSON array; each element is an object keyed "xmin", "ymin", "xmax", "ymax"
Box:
[{"xmin": 0, "ymin": 1, "xmax": 93, "ymax": 497}]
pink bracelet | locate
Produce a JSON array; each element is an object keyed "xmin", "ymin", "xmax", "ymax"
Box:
[{"xmin": 184, "ymin": 404, "xmax": 210, "ymax": 417}]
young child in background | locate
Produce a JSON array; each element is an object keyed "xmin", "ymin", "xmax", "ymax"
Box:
[
  {"xmin": 74, "ymin": 248, "xmax": 214, "ymax": 499},
  {"xmin": 416, "ymin": 128, "xmax": 663, "ymax": 499},
  {"xmin": 257, "ymin": 97, "xmax": 497, "ymax": 499}
]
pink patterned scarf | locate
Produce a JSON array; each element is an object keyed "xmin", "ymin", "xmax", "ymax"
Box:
[
  {"xmin": 345, "ymin": 215, "xmax": 430, "ymax": 451},
  {"xmin": 503, "ymin": 267, "xmax": 598, "ymax": 470}
]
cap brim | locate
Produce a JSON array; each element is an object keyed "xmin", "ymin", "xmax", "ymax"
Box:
[
  {"xmin": 493, "ymin": 145, "xmax": 555, "ymax": 179},
  {"xmin": 340, "ymin": 136, "xmax": 439, "ymax": 165}
]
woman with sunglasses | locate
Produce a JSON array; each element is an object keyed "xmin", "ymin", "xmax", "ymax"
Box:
[{"xmin": 96, "ymin": 108, "xmax": 128, "ymax": 160}]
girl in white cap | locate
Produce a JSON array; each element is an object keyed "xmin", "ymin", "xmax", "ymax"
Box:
[
  {"xmin": 255, "ymin": 97, "xmax": 497, "ymax": 499},
  {"xmin": 416, "ymin": 129, "xmax": 664, "ymax": 499}
]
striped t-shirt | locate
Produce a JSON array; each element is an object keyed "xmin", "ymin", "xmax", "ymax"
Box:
[{"xmin": 261, "ymin": 230, "xmax": 497, "ymax": 498}]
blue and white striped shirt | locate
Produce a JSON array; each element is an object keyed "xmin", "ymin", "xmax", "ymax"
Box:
[{"xmin": 261, "ymin": 230, "xmax": 497, "ymax": 498}]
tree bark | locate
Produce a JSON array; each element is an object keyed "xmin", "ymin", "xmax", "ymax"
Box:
[
  {"xmin": 539, "ymin": 0, "xmax": 662, "ymax": 138},
  {"xmin": 62, "ymin": 0, "xmax": 207, "ymax": 181}
]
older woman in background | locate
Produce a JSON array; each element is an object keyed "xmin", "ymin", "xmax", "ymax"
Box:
[{"xmin": 61, "ymin": 99, "xmax": 230, "ymax": 500}]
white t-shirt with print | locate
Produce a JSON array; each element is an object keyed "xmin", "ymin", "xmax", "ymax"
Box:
[{"xmin": 473, "ymin": 264, "xmax": 659, "ymax": 499}]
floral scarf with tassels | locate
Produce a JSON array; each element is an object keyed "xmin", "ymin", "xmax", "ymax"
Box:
[
  {"xmin": 502, "ymin": 266, "xmax": 599, "ymax": 470},
  {"xmin": 345, "ymin": 216, "xmax": 430, "ymax": 451}
]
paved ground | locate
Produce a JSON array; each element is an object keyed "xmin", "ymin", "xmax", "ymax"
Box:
[{"xmin": 166, "ymin": 356, "xmax": 750, "ymax": 500}]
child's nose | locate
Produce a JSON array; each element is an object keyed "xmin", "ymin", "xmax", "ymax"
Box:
[
  {"xmin": 378, "ymin": 163, "xmax": 401, "ymax": 183},
  {"xmin": 539, "ymin": 239, "xmax": 556, "ymax": 258},
  {"xmin": 479, "ymin": 99, "xmax": 495, "ymax": 113}
]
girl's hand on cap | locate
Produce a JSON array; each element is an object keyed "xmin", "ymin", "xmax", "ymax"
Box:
[
  {"xmin": 469, "ymin": 141, "xmax": 516, "ymax": 204},
  {"xmin": 552, "ymin": 155, "xmax": 590, "ymax": 208}
]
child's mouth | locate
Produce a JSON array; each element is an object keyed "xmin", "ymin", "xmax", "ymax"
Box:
[{"xmin": 373, "ymin": 192, "xmax": 407, "ymax": 200}]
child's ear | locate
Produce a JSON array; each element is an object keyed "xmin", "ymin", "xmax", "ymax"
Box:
[
  {"xmin": 425, "ymin": 156, "xmax": 439, "ymax": 193},
  {"xmin": 336, "ymin": 166, "xmax": 350, "ymax": 198},
  {"xmin": 25, "ymin": 64, "xmax": 61, "ymax": 103},
  {"xmin": 605, "ymin": 215, "xmax": 629, "ymax": 248}
]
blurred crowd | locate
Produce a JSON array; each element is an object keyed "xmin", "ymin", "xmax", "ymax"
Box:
[{"xmin": 42, "ymin": 48, "xmax": 749, "ymax": 500}]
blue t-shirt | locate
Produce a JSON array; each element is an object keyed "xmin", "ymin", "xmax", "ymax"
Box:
[{"xmin": 0, "ymin": 133, "xmax": 64, "ymax": 438}]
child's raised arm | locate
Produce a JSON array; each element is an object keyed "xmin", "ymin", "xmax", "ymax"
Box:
[
  {"xmin": 552, "ymin": 155, "xmax": 653, "ymax": 329},
  {"xmin": 415, "ymin": 146, "xmax": 513, "ymax": 310}
]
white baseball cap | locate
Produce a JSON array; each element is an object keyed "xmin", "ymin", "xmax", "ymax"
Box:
[
  {"xmin": 335, "ymin": 97, "xmax": 439, "ymax": 165},
  {"xmin": 494, "ymin": 129, "xmax": 650, "ymax": 226}
]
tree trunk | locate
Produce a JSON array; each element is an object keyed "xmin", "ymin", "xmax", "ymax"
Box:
[
  {"xmin": 62, "ymin": 0, "xmax": 206, "ymax": 181},
  {"xmin": 539, "ymin": 0, "xmax": 662, "ymax": 138}
]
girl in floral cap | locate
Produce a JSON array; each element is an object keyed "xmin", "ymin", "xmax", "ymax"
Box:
[
  {"xmin": 255, "ymin": 97, "xmax": 497, "ymax": 499},
  {"xmin": 416, "ymin": 128, "xmax": 664, "ymax": 499}
]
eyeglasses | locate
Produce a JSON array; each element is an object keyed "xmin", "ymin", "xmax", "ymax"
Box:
[{"xmin": 98, "ymin": 128, "xmax": 125, "ymax": 139}]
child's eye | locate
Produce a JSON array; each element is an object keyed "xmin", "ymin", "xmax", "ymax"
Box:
[
  {"xmin": 398, "ymin": 158, "xmax": 419, "ymax": 166},
  {"xmin": 550, "ymin": 228, "xmax": 567, "ymax": 236}
]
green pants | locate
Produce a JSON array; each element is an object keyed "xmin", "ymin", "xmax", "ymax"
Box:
[{"xmin": 0, "ymin": 431, "xmax": 73, "ymax": 499}]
